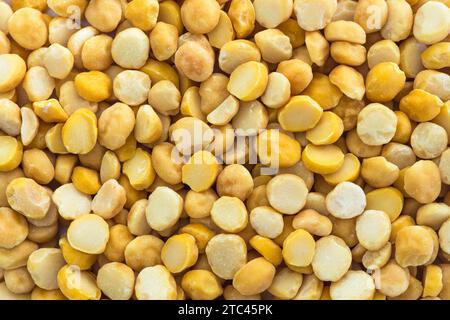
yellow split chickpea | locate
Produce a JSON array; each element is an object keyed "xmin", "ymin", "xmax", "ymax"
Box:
[
  {"xmin": 0, "ymin": 54, "xmax": 26, "ymax": 93},
  {"xmin": 294, "ymin": 0, "xmax": 337, "ymax": 32},
  {"xmin": 161, "ymin": 233, "xmax": 198, "ymax": 273},
  {"xmin": 228, "ymin": 0, "xmax": 255, "ymax": 39},
  {"xmin": 75, "ymin": 71, "xmax": 112, "ymax": 103},
  {"xmin": 0, "ymin": 207, "xmax": 28, "ymax": 250},
  {"xmin": 255, "ymin": 29, "xmax": 293, "ymax": 64},
  {"xmin": 8, "ymin": 8, "xmax": 47, "ymax": 50},
  {"xmin": 85, "ymin": 0, "xmax": 122, "ymax": 33},
  {"xmin": 227, "ymin": 61, "xmax": 268, "ymax": 102},
  {"xmin": 254, "ymin": 0, "xmax": 293, "ymax": 29},
  {"xmin": 331, "ymin": 42, "xmax": 366, "ymax": 66},
  {"xmin": 67, "ymin": 214, "xmax": 110, "ymax": 255},
  {"xmin": 98, "ymin": 103, "xmax": 135, "ymax": 151},
  {"xmin": 57, "ymin": 264, "xmax": 101, "ymax": 300},
  {"xmin": 420, "ymin": 42, "xmax": 450, "ymax": 71},
  {"xmin": 277, "ymin": 59, "xmax": 313, "ymax": 95},
  {"xmin": 175, "ymin": 37, "xmax": 215, "ymax": 82},
  {"xmin": 233, "ymin": 257, "xmax": 275, "ymax": 296},
  {"xmin": 414, "ymin": 70, "xmax": 450, "ymax": 102},
  {"xmin": 125, "ymin": 0, "xmax": 159, "ymax": 32},
  {"xmin": 357, "ymin": 103, "xmax": 398, "ymax": 146},
  {"xmin": 413, "ymin": 1, "xmax": 450, "ymax": 45},
  {"xmin": 399, "ymin": 37, "xmax": 427, "ymax": 79},
  {"xmin": 404, "ymin": 160, "xmax": 441, "ymax": 204},
  {"xmin": 367, "ymin": 40, "xmax": 400, "ymax": 69},
  {"xmin": 381, "ymin": 0, "xmax": 413, "ymax": 42},
  {"xmin": 305, "ymin": 31, "xmax": 330, "ymax": 67},
  {"xmin": 181, "ymin": 0, "xmax": 220, "ymax": 34},
  {"xmin": 366, "ymin": 62, "xmax": 406, "ymax": 102},
  {"xmin": 354, "ymin": 0, "xmax": 388, "ymax": 33},
  {"xmin": 219, "ymin": 40, "xmax": 261, "ymax": 74},
  {"xmin": 208, "ymin": 10, "xmax": 236, "ymax": 49},
  {"xmin": 135, "ymin": 265, "xmax": 176, "ymax": 300},
  {"xmin": 81, "ymin": 35, "xmax": 113, "ymax": 71}
]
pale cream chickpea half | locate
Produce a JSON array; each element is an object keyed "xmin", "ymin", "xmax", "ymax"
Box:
[
  {"xmin": 250, "ymin": 206, "xmax": 284, "ymax": 239},
  {"xmin": 266, "ymin": 174, "xmax": 309, "ymax": 215},
  {"xmin": 0, "ymin": 0, "xmax": 449, "ymax": 302},
  {"xmin": 330, "ymin": 270, "xmax": 375, "ymax": 300},
  {"xmin": 326, "ymin": 182, "xmax": 366, "ymax": 219},
  {"xmin": 97, "ymin": 262, "xmax": 135, "ymax": 300},
  {"xmin": 312, "ymin": 235, "xmax": 352, "ymax": 282},
  {"xmin": 92, "ymin": 179, "xmax": 126, "ymax": 220},
  {"xmin": 261, "ymin": 72, "xmax": 291, "ymax": 109},
  {"xmin": 43, "ymin": 43, "xmax": 74, "ymax": 80},
  {"xmin": 52, "ymin": 183, "xmax": 92, "ymax": 220},
  {"xmin": 356, "ymin": 210, "xmax": 392, "ymax": 251},
  {"xmin": 293, "ymin": 0, "xmax": 337, "ymax": 32},
  {"xmin": 410, "ymin": 122, "xmax": 448, "ymax": 159},
  {"xmin": 98, "ymin": 102, "xmax": 135, "ymax": 151},
  {"xmin": 148, "ymin": 80, "xmax": 181, "ymax": 116},
  {"xmin": 113, "ymin": 70, "xmax": 151, "ymax": 107},
  {"xmin": 413, "ymin": 1, "xmax": 450, "ymax": 45},
  {"xmin": 231, "ymin": 100, "xmax": 269, "ymax": 136},
  {"xmin": 67, "ymin": 214, "xmax": 110, "ymax": 255},
  {"xmin": 111, "ymin": 28, "xmax": 150, "ymax": 70},
  {"xmin": 357, "ymin": 103, "xmax": 398, "ymax": 146},
  {"xmin": 254, "ymin": 0, "xmax": 293, "ymax": 29},
  {"xmin": 27, "ymin": 248, "xmax": 65, "ymax": 291},
  {"xmin": 146, "ymin": 186, "xmax": 183, "ymax": 232},
  {"xmin": 205, "ymin": 233, "xmax": 247, "ymax": 280},
  {"xmin": 22, "ymin": 66, "xmax": 55, "ymax": 103},
  {"xmin": 254, "ymin": 28, "xmax": 293, "ymax": 64},
  {"xmin": 0, "ymin": 99, "xmax": 21, "ymax": 137}
]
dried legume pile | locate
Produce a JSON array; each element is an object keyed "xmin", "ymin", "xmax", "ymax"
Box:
[{"xmin": 0, "ymin": 0, "xmax": 449, "ymax": 301}]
